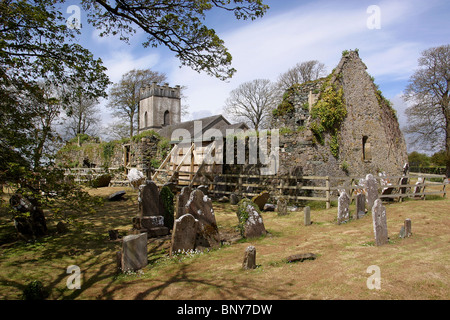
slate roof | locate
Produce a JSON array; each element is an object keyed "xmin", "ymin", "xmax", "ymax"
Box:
[{"xmin": 157, "ymin": 114, "xmax": 249, "ymax": 143}]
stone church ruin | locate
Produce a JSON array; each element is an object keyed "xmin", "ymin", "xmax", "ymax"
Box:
[{"xmin": 57, "ymin": 50, "xmax": 408, "ymax": 192}]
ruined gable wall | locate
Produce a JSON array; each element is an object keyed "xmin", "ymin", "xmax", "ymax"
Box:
[{"xmin": 337, "ymin": 51, "xmax": 408, "ymax": 176}]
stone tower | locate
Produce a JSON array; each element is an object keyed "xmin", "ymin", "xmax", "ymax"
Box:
[{"xmin": 139, "ymin": 82, "xmax": 181, "ymax": 132}]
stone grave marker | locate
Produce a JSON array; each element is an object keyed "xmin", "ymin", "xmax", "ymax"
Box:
[
  {"xmin": 120, "ymin": 233, "xmax": 148, "ymax": 272},
  {"xmin": 364, "ymin": 174, "xmax": 379, "ymax": 212},
  {"xmin": 399, "ymin": 218, "xmax": 412, "ymax": 238},
  {"xmin": 138, "ymin": 180, "xmax": 161, "ymax": 217},
  {"xmin": 252, "ymin": 191, "xmax": 270, "ymax": 211},
  {"xmin": 236, "ymin": 199, "xmax": 267, "ymax": 238},
  {"xmin": 185, "ymin": 189, "xmax": 220, "ymax": 249},
  {"xmin": 372, "ymin": 199, "xmax": 388, "ymax": 246},
  {"xmin": 242, "ymin": 246, "xmax": 257, "ymax": 270},
  {"xmin": 170, "ymin": 214, "xmax": 198, "ymax": 255},
  {"xmin": 176, "ymin": 186, "xmax": 192, "ymax": 219},
  {"xmin": 355, "ymin": 193, "xmax": 366, "ymax": 219},
  {"xmin": 277, "ymin": 197, "xmax": 288, "ymax": 216},
  {"xmin": 337, "ymin": 190, "xmax": 350, "ymax": 224},
  {"xmin": 304, "ymin": 206, "xmax": 311, "ymax": 226},
  {"xmin": 230, "ymin": 193, "xmax": 239, "ymax": 205}
]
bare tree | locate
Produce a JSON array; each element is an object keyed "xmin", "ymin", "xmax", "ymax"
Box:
[
  {"xmin": 403, "ymin": 44, "xmax": 450, "ymax": 177},
  {"xmin": 224, "ymin": 79, "xmax": 278, "ymax": 131},
  {"xmin": 107, "ymin": 69, "xmax": 167, "ymax": 138},
  {"xmin": 277, "ymin": 60, "xmax": 327, "ymax": 91}
]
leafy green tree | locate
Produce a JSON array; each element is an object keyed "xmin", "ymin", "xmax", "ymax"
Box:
[
  {"xmin": 404, "ymin": 44, "xmax": 450, "ymax": 177},
  {"xmin": 408, "ymin": 151, "xmax": 431, "ymax": 168}
]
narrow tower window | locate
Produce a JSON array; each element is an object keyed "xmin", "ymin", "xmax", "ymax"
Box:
[
  {"xmin": 144, "ymin": 111, "xmax": 148, "ymax": 128},
  {"xmin": 362, "ymin": 136, "xmax": 372, "ymax": 161},
  {"xmin": 164, "ymin": 110, "xmax": 170, "ymax": 126}
]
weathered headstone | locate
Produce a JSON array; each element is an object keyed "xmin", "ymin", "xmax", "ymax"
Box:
[
  {"xmin": 337, "ymin": 190, "xmax": 350, "ymax": 224},
  {"xmin": 364, "ymin": 174, "xmax": 379, "ymax": 211},
  {"xmin": 399, "ymin": 177, "xmax": 409, "ymax": 195},
  {"xmin": 176, "ymin": 186, "xmax": 192, "ymax": 219},
  {"xmin": 399, "ymin": 218, "xmax": 412, "ymax": 238},
  {"xmin": 120, "ymin": 233, "xmax": 148, "ymax": 272},
  {"xmin": 185, "ymin": 189, "xmax": 220, "ymax": 249},
  {"xmin": 277, "ymin": 198, "xmax": 288, "ymax": 216},
  {"xmin": 372, "ymin": 199, "xmax": 388, "ymax": 246},
  {"xmin": 304, "ymin": 206, "xmax": 311, "ymax": 226},
  {"xmin": 170, "ymin": 214, "xmax": 198, "ymax": 255},
  {"xmin": 159, "ymin": 186, "xmax": 175, "ymax": 230},
  {"xmin": 132, "ymin": 216, "xmax": 169, "ymax": 238},
  {"xmin": 138, "ymin": 180, "xmax": 160, "ymax": 217},
  {"xmin": 355, "ymin": 193, "xmax": 366, "ymax": 219},
  {"xmin": 236, "ymin": 199, "xmax": 267, "ymax": 238},
  {"xmin": 413, "ymin": 177, "xmax": 424, "ymax": 198},
  {"xmin": 242, "ymin": 246, "xmax": 257, "ymax": 270},
  {"xmin": 252, "ymin": 191, "xmax": 270, "ymax": 211},
  {"xmin": 263, "ymin": 203, "xmax": 276, "ymax": 211},
  {"xmin": 230, "ymin": 193, "xmax": 239, "ymax": 205}
]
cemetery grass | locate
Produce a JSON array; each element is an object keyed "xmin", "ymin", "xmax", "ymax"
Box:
[{"xmin": 0, "ymin": 187, "xmax": 449, "ymax": 300}]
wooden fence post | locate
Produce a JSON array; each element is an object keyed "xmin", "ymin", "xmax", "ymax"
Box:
[{"xmin": 325, "ymin": 176, "xmax": 331, "ymax": 209}]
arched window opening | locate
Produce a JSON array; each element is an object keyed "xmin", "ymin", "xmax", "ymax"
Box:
[
  {"xmin": 362, "ymin": 136, "xmax": 372, "ymax": 161},
  {"xmin": 163, "ymin": 110, "xmax": 170, "ymax": 126}
]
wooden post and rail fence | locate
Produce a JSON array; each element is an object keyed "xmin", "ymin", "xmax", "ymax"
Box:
[{"xmin": 64, "ymin": 167, "xmax": 447, "ymax": 208}]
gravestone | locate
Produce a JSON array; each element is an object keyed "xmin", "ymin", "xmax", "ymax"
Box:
[
  {"xmin": 399, "ymin": 218, "xmax": 412, "ymax": 238},
  {"xmin": 176, "ymin": 186, "xmax": 192, "ymax": 219},
  {"xmin": 230, "ymin": 193, "xmax": 239, "ymax": 205},
  {"xmin": 236, "ymin": 199, "xmax": 267, "ymax": 238},
  {"xmin": 132, "ymin": 216, "xmax": 169, "ymax": 238},
  {"xmin": 286, "ymin": 253, "xmax": 316, "ymax": 263},
  {"xmin": 138, "ymin": 180, "xmax": 161, "ymax": 217},
  {"xmin": 263, "ymin": 203, "xmax": 276, "ymax": 211},
  {"xmin": 277, "ymin": 198, "xmax": 288, "ymax": 216},
  {"xmin": 364, "ymin": 174, "xmax": 379, "ymax": 212},
  {"xmin": 252, "ymin": 191, "xmax": 270, "ymax": 211},
  {"xmin": 304, "ymin": 206, "xmax": 311, "ymax": 226},
  {"xmin": 170, "ymin": 214, "xmax": 198, "ymax": 255},
  {"xmin": 242, "ymin": 246, "xmax": 257, "ymax": 270},
  {"xmin": 185, "ymin": 189, "xmax": 220, "ymax": 249},
  {"xmin": 337, "ymin": 190, "xmax": 350, "ymax": 224},
  {"xmin": 355, "ymin": 193, "xmax": 366, "ymax": 219},
  {"xmin": 108, "ymin": 190, "xmax": 126, "ymax": 201},
  {"xmin": 120, "ymin": 233, "xmax": 148, "ymax": 272},
  {"xmin": 372, "ymin": 199, "xmax": 388, "ymax": 246}
]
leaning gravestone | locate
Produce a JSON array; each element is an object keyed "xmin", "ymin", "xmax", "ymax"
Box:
[
  {"xmin": 277, "ymin": 197, "xmax": 288, "ymax": 216},
  {"xmin": 372, "ymin": 199, "xmax": 388, "ymax": 246},
  {"xmin": 355, "ymin": 193, "xmax": 366, "ymax": 219},
  {"xmin": 108, "ymin": 190, "xmax": 126, "ymax": 201},
  {"xmin": 119, "ymin": 233, "xmax": 148, "ymax": 272},
  {"xmin": 364, "ymin": 174, "xmax": 379, "ymax": 212},
  {"xmin": 170, "ymin": 214, "xmax": 198, "ymax": 256},
  {"xmin": 252, "ymin": 191, "xmax": 270, "ymax": 211},
  {"xmin": 185, "ymin": 189, "xmax": 221, "ymax": 249},
  {"xmin": 242, "ymin": 246, "xmax": 257, "ymax": 270},
  {"xmin": 236, "ymin": 199, "xmax": 267, "ymax": 238},
  {"xmin": 176, "ymin": 186, "xmax": 192, "ymax": 219},
  {"xmin": 337, "ymin": 190, "xmax": 350, "ymax": 224}
]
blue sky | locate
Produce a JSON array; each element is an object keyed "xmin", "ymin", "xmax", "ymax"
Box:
[{"xmin": 65, "ymin": 0, "xmax": 450, "ymax": 144}]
